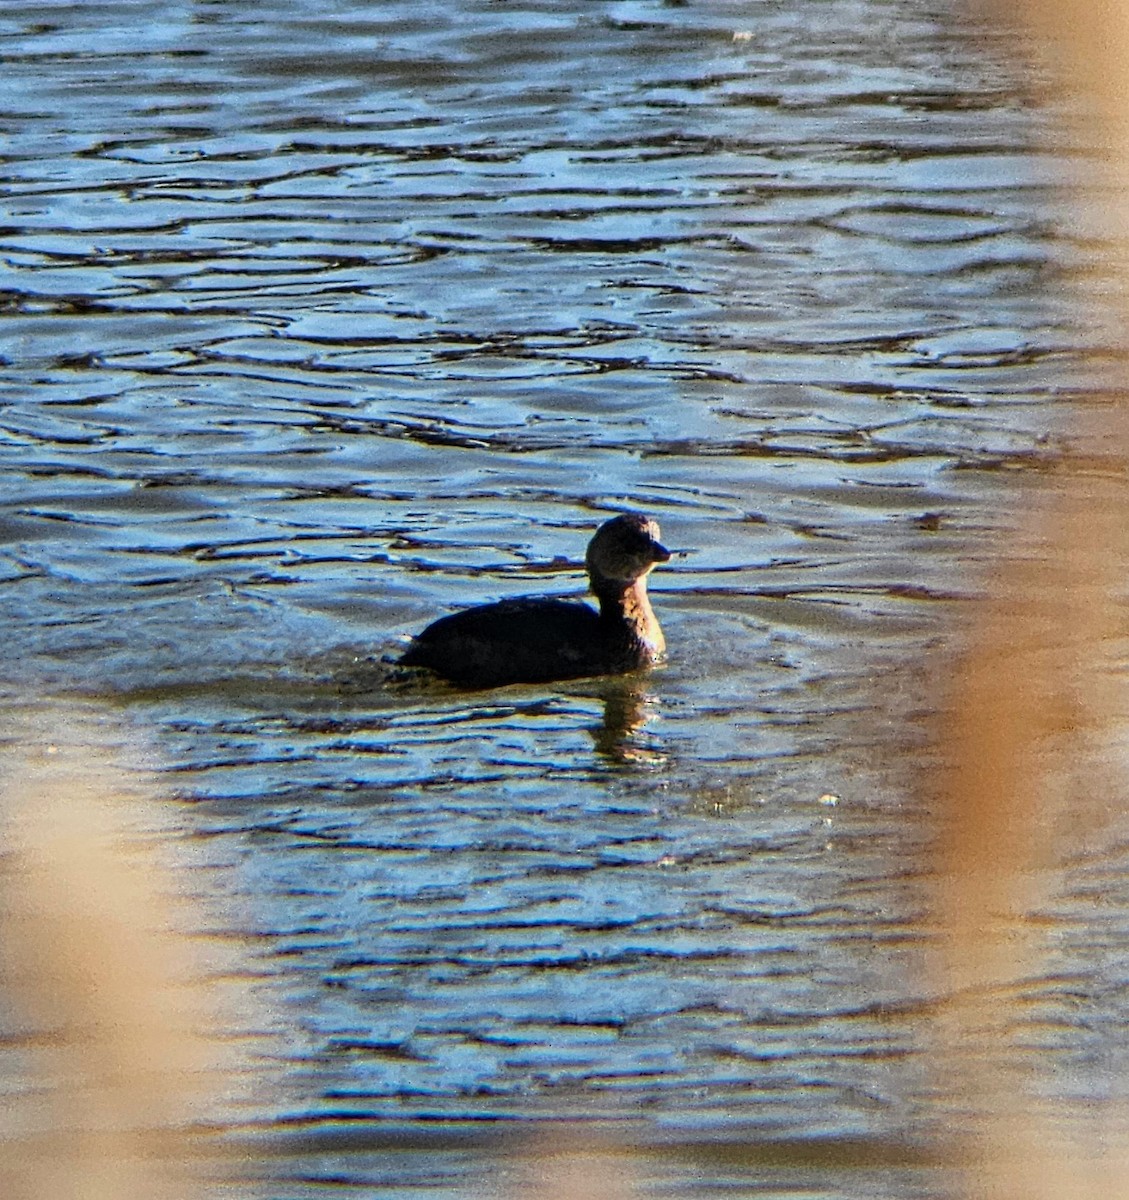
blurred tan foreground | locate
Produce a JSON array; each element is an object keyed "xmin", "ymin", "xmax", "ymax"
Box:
[
  {"xmin": 0, "ymin": 705, "xmax": 243, "ymax": 1200},
  {"xmin": 935, "ymin": 2, "xmax": 1129, "ymax": 1197}
]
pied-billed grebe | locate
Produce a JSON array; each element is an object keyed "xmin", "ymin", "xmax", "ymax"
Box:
[{"xmin": 399, "ymin": 512, "xmax": 671, "ymax": 688}]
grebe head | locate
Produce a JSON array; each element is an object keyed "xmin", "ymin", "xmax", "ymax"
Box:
[{"xmin": 585, "ymin": 513, "xmax": 671, "ymax": 588}]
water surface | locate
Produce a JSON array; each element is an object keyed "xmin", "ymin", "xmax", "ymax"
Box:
[{"xmin": 1, "ymin": 1, "xmax": 1123, "ymax": 1196}]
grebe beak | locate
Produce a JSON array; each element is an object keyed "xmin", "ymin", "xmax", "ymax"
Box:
[{"xmin": 650, "ymin": 541, "xmax": 672, "ymax": 563}]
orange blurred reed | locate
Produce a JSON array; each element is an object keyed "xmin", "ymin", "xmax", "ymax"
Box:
[
  {"xmin": 0, "ymin": 707, "xmax": 238, "ymax": 1200},
  {"xmin": 934, "ymin": 3, "xmax": 1129, "ymax": 1196}
]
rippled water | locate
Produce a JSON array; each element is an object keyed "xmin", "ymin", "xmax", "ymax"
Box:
[{"xmin": 1, "ymin": 0, "xmax": 1123, "ymax": 1196}]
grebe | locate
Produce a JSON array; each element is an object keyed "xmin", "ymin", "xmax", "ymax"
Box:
[{"xmin": 399, "ymin": 513, "xmax": 671, "ymax": 688}]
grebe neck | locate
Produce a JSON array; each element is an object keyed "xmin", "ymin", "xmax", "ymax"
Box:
[{"xmin": 593, "ymin": 577, "xmax": 665, "ymax": 655}]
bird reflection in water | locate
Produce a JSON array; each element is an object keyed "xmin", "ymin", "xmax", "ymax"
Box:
[{"xmin": 587, "ymin": 677, "xmax": 667, "ymax": 768}]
